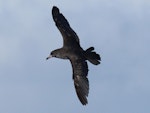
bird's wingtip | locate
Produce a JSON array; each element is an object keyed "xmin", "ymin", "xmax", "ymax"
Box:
[
  {"xmin": 52, "ymin": 6, "xmax": 59, "ymax": 16},
  {"xmin": 52, "ymin": 6, "xmax": 58, "ymax": 10}
]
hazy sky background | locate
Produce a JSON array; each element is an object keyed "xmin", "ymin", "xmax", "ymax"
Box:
[{"xmin": 0, "ymin": 0, "xmax": 150, "ymax": 113}]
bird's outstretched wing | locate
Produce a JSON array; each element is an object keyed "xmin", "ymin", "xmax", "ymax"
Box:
[
  {"xmin": 69, "ymin": 57, "xmax": 89, "ymax": 105},
  {"xmin": 52, "ymin": 6, "xmax": 80, "ymax": 47}
]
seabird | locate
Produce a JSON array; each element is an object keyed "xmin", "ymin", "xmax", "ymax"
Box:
[{"xmin": 46, "ymin": 6, "xmax": 101, "ymax": 105}]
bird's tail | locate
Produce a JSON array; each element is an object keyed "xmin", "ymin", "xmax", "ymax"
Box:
[{"xmin": 85, "ymin": 47, "xmax": 101, "ymax": 65}]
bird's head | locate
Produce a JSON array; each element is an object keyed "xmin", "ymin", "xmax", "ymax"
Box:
[
  {"xmin": 46, "ymin": 50, "xmax": 57, "ymax": 60},
  {"xmin": 46, "ymin": 49, "xmax": 66, "ymax": 60}
]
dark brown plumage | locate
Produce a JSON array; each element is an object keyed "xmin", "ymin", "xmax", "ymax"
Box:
[{"xmin": 46, "ymin": 6, "xmax": 101, "ymax": 105}]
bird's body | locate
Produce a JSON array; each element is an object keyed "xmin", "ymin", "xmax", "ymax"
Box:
[{"xmin": 47, "ymin": 6, "xmax": 101, "ymax": 105}]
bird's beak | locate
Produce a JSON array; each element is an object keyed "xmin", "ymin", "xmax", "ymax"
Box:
[{"xmin": 46, "ymin": 55, "xmax": 52, "ymax": 60}]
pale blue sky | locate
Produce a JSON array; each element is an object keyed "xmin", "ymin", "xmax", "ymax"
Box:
[{"xmin": 0, "ymin": 0, "xmax": 150, "ymax": 113}]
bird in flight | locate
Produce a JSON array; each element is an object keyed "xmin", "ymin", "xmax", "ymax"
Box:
[{"xmin": 46, "ymin": 6, "xmax": 101, "ymax": 105}]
